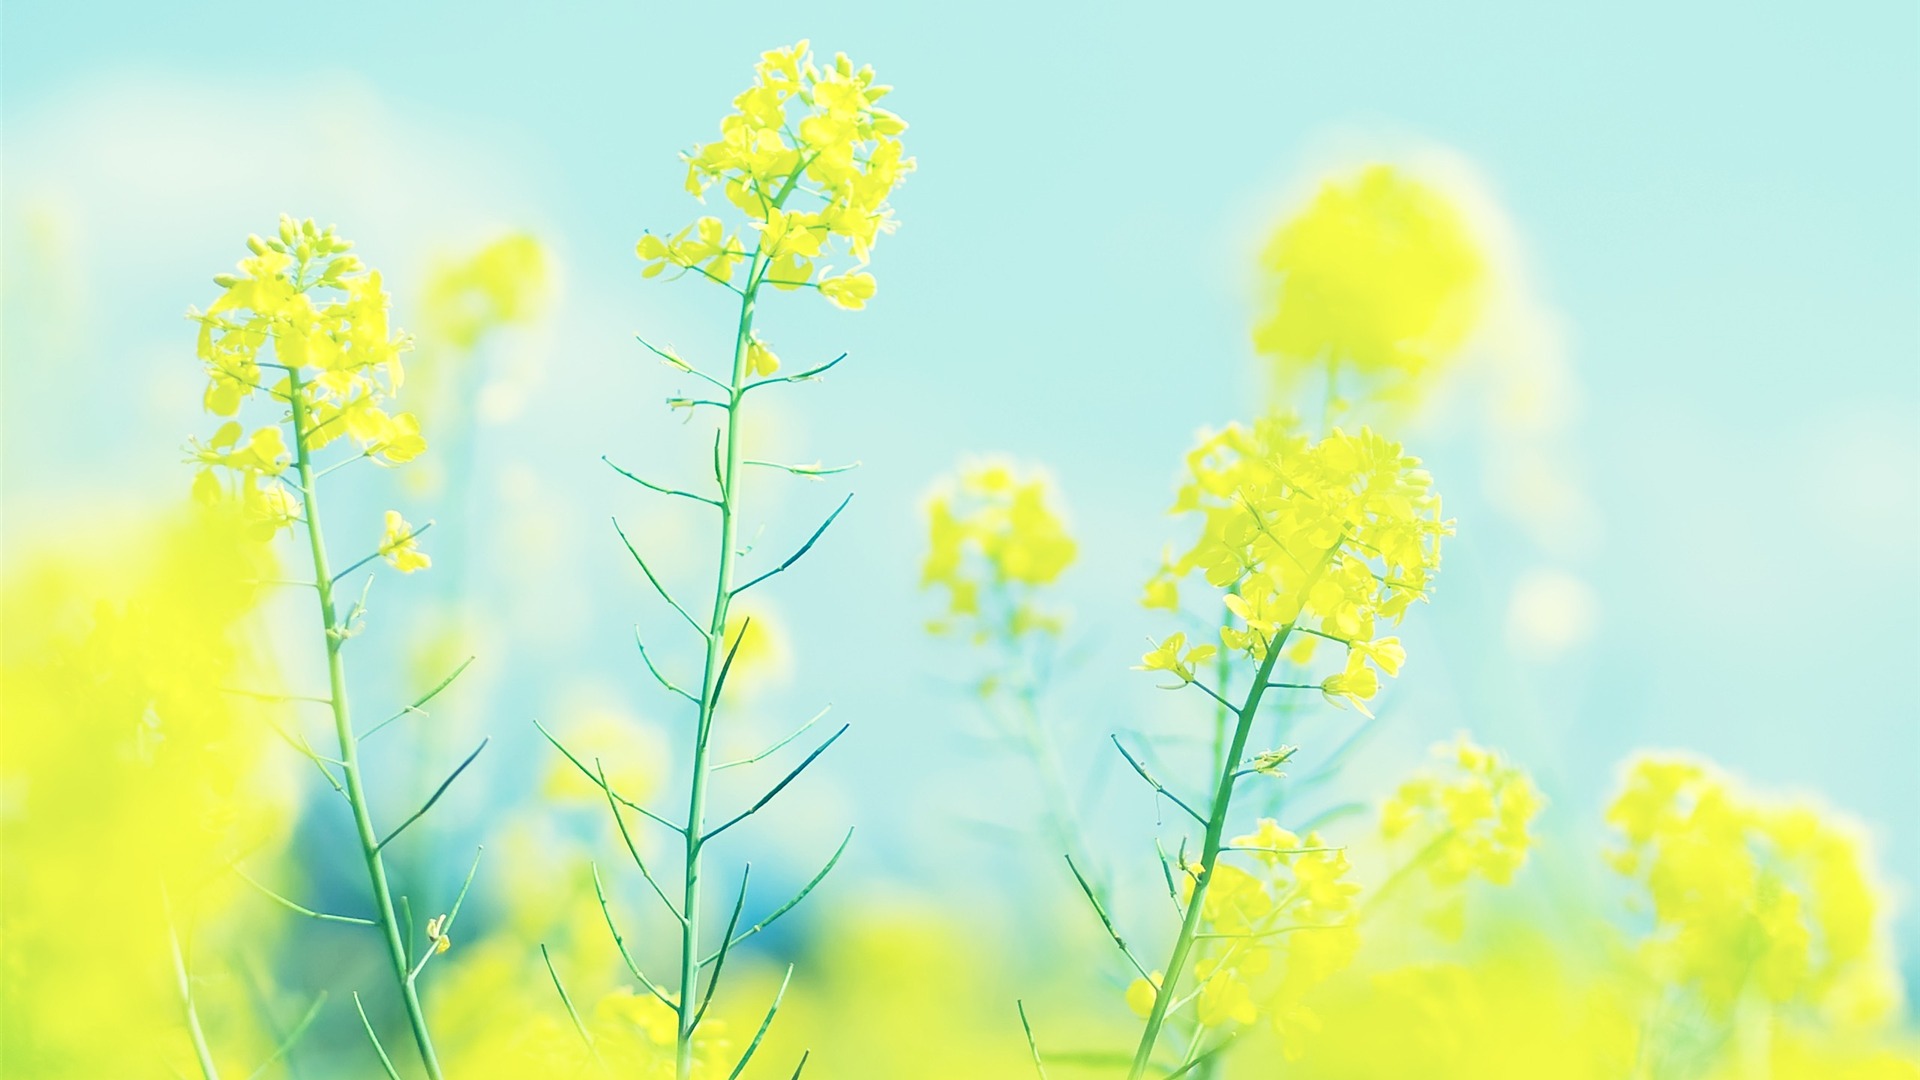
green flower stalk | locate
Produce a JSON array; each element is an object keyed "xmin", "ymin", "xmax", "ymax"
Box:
[
  {"xmin": 547, "ymin": 40, "xmax": 913, "ymax": 1080},
  {"xmin": 189, "ymin": 216, "xmax": 483, "ymax": 1080},
  {"xmin": 1113, "ymin": 421, "xmax": 1451, "ymax": 1076}
]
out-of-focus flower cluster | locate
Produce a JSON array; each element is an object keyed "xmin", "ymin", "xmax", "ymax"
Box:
[
  {"xmin": 1382, "ymin": 736, "xmax": 1545, "ymax": 890},
  {"xmin": 922, "ymin": 460, "xmax": 1076, "ymax": 645},
  {"xmin": 635, "ymin": 39, "xmax": 914, "ymax": 323},
  {"xmin": 1254, "ymin": 165, "xmax": 1486, "ymax": 403},
  {"xmin": 1141, "ymin": 418, "xmax": 1449, "ymax": 715},
  {"xmin": 420, "ymin": 233, "xmax": 551, "ymax": 353},
  {"xmin": 0, "ymin": 506, "xmax": 294, "ymax": 1077},
  {"xmin": 1607, "ymin": 754, "xmax": 1903, "ymax": 1023}
]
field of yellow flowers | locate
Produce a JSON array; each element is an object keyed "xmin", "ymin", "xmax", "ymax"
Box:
[{"xmin": 3, "ymin": 13, "xmax": 1917, "ymax": 1080}]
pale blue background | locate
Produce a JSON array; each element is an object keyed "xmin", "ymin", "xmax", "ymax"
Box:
[{"xmin": 6, "ymin": 1, "xmax": 1916, "ymax": 1005}]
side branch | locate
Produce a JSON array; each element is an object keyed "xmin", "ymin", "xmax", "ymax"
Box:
[
  {"xmin": 234, "ymin": 865, "xmax": 376, "ymax": 927},
  {"xmin": 590, "ymin": 864, "xmax": 675, "ymax": 1009},
  {"xmin": 731, "ymin": 494, "xmax": 853, "ymax": 597},
  {"xmin": 636, "ymin": 631, "xmax": 701, "ymax": 704},
  {"xmin": 702, "ymin": 724, "xmax": 850, "ymax": 843},
  {"xmin": 330, "ymin": 521, "xmax": 434, "ymax": 587},
  {"xmin": 604, "ymin": 455, "xmax": 720, "ymax": 508},
  {"xmin": 727, "ymin": 965, "xmax": 794, "ymax": 1079},
  {"xmin": 700, "ymin": 827, "xmax": 854, "ymax": 966},
  {"xmin": 362, "ymin": 656, "xmax": 475, "ymax": 741},
  {"xmin": 596, "ymin": 759, "xmax": 686, "ymax": 924},
  {"xmin": 535, "ymin": 719, "xmax": 684, "ymax": 835},
  {"xmin": 376, "ymin": 738, "xmax": 489, "ymax": 851},
  {"xmin": 714, "ymin": 706, "xmax": 830, "ymax": 771},
  {"xmin": 1065, "ymin": 854, "xmax": 1152, "ymax": 981},
  {"xmin": 695, "ymin": 865, "xmax": 752, "ymax": 1025},
  {"xmin": 1111, "ymin": 736, "xmax": 1208, "ymax": 826},
  {"xmin": 742, "ymin": 352, "xmax": 848, "ymax": 395},
  {"xmin": 612, "ymin": 517, "xmax": 710, "ymax": 639}
]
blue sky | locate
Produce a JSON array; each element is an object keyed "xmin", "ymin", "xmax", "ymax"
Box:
[{"xmin": 6, "ymin": 0, "xmax": 1917, "ymax": 992}]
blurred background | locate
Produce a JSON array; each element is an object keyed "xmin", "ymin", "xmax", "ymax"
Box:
[{"xmin": 3, "ymin": 2, "xmax": 1916, "ymax": 1076}]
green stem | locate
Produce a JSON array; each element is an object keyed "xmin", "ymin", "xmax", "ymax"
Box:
[
  {"xmin": 288, "ymin": 367, "xmax": 444, "ymax": 1080},
  {"xmin": 677, "ymin": 247, "xmax": 767, "ymax": 1080},
  {"xmin": 1128, "ymin": 556, "xmax": 1335, "ymax": 1078},
  {"xmin": 1011, "ymin": 685, "xmax": 1100, "ymax": 901},
  {"xmin": 163, "ymin": 884, "xmax": 220, "ymax": 1080},
  {"xmin": 1126, "ymin": 633, "xmax": 1289, "ymax": 1079}
]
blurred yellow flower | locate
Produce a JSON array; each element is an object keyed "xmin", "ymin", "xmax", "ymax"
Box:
[
  {"xmin": 421, "ymin": 233, "xmax": 551, "ymax": 352},
  {"xmin": 379, "ymin": 509, "xmax": 431, "ymax": 573},
  {"xmin": 922, "ymin": 459, "xmax": 1076, "ymax": 643},
  {"xmin": 0, "ymin": 505, "xmax": 294, "ymax": 1076},
  {"xmin": 1607, "ymin": 754, "xmax": 1901, "ymax": 1022},
  {"xmin": 1254, "ymin": 164, "xmax": 1486, "ymax": 399},
  {"xmin": 1380, "ymin": 735, "xmax": 1544, "ymax": 892}
]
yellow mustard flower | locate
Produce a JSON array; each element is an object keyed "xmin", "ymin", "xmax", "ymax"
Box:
[
  {"xmin": 187, "ymin": 216, "xmax": 425, "ymax": 534},
  {"xmin": 1381, "ymin": 735, "xmax": 1544, "ymax": 893},
  {"xmin": 921, "ymin": 459, "xmax": 1076, "ymax": 644},
  {"xmin": 637, "ymin": 41, "xmax": 914, "ymax": 305},
  {"xmin": 1254, "ymin": 164, "xmax": 1486, "ymax": 400},
  {"xmin": 1607, "ymin": 754, "xmax": 1901, "ymax": 1021},
  {"xmin": 379, "ymin": 510, "xmax": 431, "ymax": 573}
]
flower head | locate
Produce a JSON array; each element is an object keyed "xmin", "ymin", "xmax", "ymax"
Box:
[
  {"xmin": 637, "ymin": 42, "xmax": 914, "ymax": 308},
  {"xmin": 922, "ymin": 459, "xmax": 1076, "ymax": 645},
  {"xmin": 187, "ymin": 218, "xmax": 423, "ymax": 534},
  {"xmin": 379, "ymin": 511, "xmax": 430, "ymax": 573},
  {"xmin": 1149, "ymin": 417, "xmax": 1450, "ymax": 706},
  {"xmin": 1381, "ymin": 736, "xmax": 1543, "ymax": 891},
  {"xmin": 1606, "ymin": 754, "xmax": 1899, "ymax": 1020},
  {"xmin": 1254, "ymin": 165, "xmax": 1486, "ymax": 400}
]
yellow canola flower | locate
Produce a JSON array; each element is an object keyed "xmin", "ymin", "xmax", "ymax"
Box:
[
  {"xmin": 0, "ymin": 505, "xmax": 295, "ymax": 1077},
  {"xmin": 1138, "ymin": 631, "xmax": 1216, "ymax": 684},
  {"xmin": 187, "ymin": 216, "xmax": 425, "ymax": 535},
  {"xmin": 1381, "ymin": 735, "xmax": 1544, "ymax": 892},
  {"xmin": 1154, "ymin": 415, "xmax": 1450, "ymax": 683},
  {"xmin": 921, "ymin": 459, "xmax": 1076, "ymax": 644},
  {"xmin": 719, "ymin": 602, "xmax": 793, "ymax": 694},
  {"xmin": 420, "ymin": 233, "xmax": 551, "ymax": 352},
  {"xmin": 379, "ymin": 510, "xmax": 431, "ymax": 573},
  {"xmin": 1607, "ymin": 754, "xmax": 1903, "ymax": 1023},
  {"xmin": 745, "ymin": 335, "xmax": 780, "ymax": 376},
  {"xmin": 1126, "ymin": 972, "xmax": 1165, "ymax": 1019},
  {"xmin": 638, "ymin": 41, "xmax": 914, "ymax": 304},
  {"xmin": 1140, "ymin": 832, "xmax": 1362, "ymax": 1048},
  {"xmin": 1254, "ymin": 164, "xmax": 1487, "ymax": 400},
  {"xmin": 1286, "ymin": 940, "xmax": 1643, "ymax": 1080}
]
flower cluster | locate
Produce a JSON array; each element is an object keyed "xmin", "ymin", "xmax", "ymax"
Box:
[
  {"xmin": 420, "ymin": 233, "xmax": 551, "ymax": 352},
  {"xmin": 1140, "ymin": 417, "xmax": 1449, "ymax": 714},
  {"xmin": 187, "ymin": 217, "xmax": 426, "ymax": 545},
  {"xmin": 1253, "ymin": 165, "xmax": 1485, "ymax": 397},
  {"xmin": 379, "ymin": 510, "xmax": 431, "ymax": 573},
  {"xmin": 1381, "ymin": 736, "xmax": 1544, "ymax": 890},
  {"xmin": 1607, "ymin": 755, "xmax": 1898, "ymax": 1021},
  {"xmin": 0, "ymin": 506, "xmax": 295, "ymax": 1075},
  {"xmin": 590, "ymin": 990, "xmax": 730, "ymax": 1078},
  {"xmin": 635, "ymin": 40, "xmax": 913, "ymax": 315},
  {"xmin": 1126, "ymin": 825, "xmax": 1361, "ymax": 1052},
  {"xmin": 922, "ymin": 461, "xmax": 1077, "ymax": 644}
]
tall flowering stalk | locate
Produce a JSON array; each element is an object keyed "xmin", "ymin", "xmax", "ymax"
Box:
[
  {"xmin": 1112, "ymin": 420, "xmax": 1450, "ymax": 1076},
  {"xmin": 544, "ymin": 41, "xmax": 912, "ymax": 1079},
  {"xmin": 188, "ymin": 217, "xmax": 482, "ymax": 1080}
]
